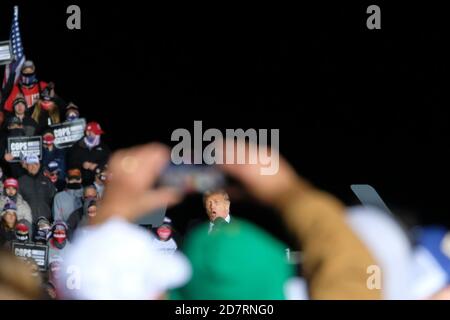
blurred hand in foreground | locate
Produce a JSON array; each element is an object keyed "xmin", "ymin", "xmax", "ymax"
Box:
[{"xmin": 92, "ymin": 143, "xmax": 182, "ymax": 225}]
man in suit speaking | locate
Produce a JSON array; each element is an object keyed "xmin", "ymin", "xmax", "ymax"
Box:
[{"xmin": 203, "ymin": 190, "xmax": 231, "ymax": 234}]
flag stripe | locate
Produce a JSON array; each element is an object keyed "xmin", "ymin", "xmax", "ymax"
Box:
[{"xmin": 2, "ymin": 5, "xmax": 25, "ymax": 89}]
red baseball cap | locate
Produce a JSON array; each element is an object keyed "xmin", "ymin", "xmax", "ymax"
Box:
[
  {"xmin": 86, "ymin": 122, "xmax": 105, "ymax": 135},
  {"xmin": 4, "ymin": 178, "xmax": 19, "ymax": 189}
]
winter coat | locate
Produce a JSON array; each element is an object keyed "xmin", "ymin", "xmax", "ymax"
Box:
[
  {"xmin": 0, "ymin": 194, "xmax": 32, "ymax": 224},
  {"xmin": 18, "ymin": 171, "xmax": 56, "ymax": 222},
  {"xmin": 52, "ymin": 188, "xmax": 83, "ymax": 222},
  {"xmin": 66, "ymin": 139, "xmax": 111, "ymax": 186}
]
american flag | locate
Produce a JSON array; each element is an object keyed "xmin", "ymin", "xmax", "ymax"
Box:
[{"xmin": 2, "ymin": 6, "xmax": 25, "ymax": 89}]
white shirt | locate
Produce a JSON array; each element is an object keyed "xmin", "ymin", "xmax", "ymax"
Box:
[{"xmin": 58, "ymin": 217, "xmax": 191, "ymax": 299}]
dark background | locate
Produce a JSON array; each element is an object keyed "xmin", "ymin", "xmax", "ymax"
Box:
[{"xmin": 1, "ymin": 1, "xmax": 449, "ymax": 242}]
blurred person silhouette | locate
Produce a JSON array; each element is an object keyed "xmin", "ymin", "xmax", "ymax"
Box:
[
  {"xmin": 346, "ymin": 206, "xmax": 450, "ymax": 300},
  {"xmin": 0, "ymin": 250, "xmax": 42, "ymax": 299},
  {"xmin": 171, "ymin": 217, "xmax": 301, "ymax": 299}
]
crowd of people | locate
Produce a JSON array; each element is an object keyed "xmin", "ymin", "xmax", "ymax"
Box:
[
  {"xmin": 1, "ymin": 61, "xmax": 450, "ymax": 301},
  {"xmin": 0, "ymin": 60, "xmax": 115, "ymax": 297}
]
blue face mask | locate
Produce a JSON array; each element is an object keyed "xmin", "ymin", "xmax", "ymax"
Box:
[
  {"xmin": 86, "ymin": 135, "xmax": 96, "ymax": 143},
  {"xmin": 67, "ymin": 113, "xmax": 79, "ymax": 122},
  {"xmin": 20, "ymin": 73, "xmax": 37, "ymax": 86}
]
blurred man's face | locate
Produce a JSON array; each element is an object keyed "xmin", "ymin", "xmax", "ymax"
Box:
[
  {"xmin": 3, "ymin": 211, "xmax": 17, "ymax": 228},
  {"xmin": 5, "ymin": 187, "xmax": 17, "ymax": 197},
  {"xmin": 205, "ymin": 194, "xmax": 230, "ymax": 222},
  {"xmin": 26, "ymin": 163, "xmax": 40, "ymax": 175},
  {"xmin": 14, "ymin": 103, "xmax": 26, "ymax": 115}
]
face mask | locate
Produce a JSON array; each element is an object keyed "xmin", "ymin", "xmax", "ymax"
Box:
[
  {"xmin": 7, "ymin": 194, "xmax": 17, "ymax": 203},
  {"xmin": 41, "ymin": 100, "xmax": 53, "ymax": 111},
  {"xmin": 16, "ymin": 233, "xmax": 29, "ymax": 242},
  {"xmin": 20, "ymin": 73, "xmax": 37, "ymax": 86},
  {"xmin": 67, "ymin": 113, "xmax": 79, "ymax": 121},
  {"xmin": 53, "ymin": 232, "xmax": 66, "ymax": 243},
  {"xmin": 48, "ymin": 172, "xmax": 58, "ymax": 183},
  {"xmin": 157, "ymin": 226, "xmax": 172, "ymax": 241},
  {"xmin": 84, "ymin": 135, "xmax": 100, "ymax": 149},
  {"xmin": 67, "ymin": 182, "xmax": 82, "ymax": 190}
]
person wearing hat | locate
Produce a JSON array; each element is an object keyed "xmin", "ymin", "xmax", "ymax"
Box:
[
  {"xmin": 3, "ymin": 60, "xmax": 51, "ymax": 112},
  {"xmin": 67, "ymin": 121, "xmax": 111, "ymax": 186},
  {"xmin": 48, "ymin": 221, "xmax": 71, "ymax": 268},
  {"xmin": 34, "ymin": 216, "xmax": 52, "ymax": 245},
  {"xmin": 31, "ymin": 87, "xmax": 63, "ymax": 134},
  {"xmin": 171, "ymin": 218, "xmax": 302, "ymax": 299},
  {"xmin": 64, "ymin": 102, "xmax": 81, "ymax": 122},
  {"xmin": 42, "ymin": 130, "xmax": 66, "ymax": 182},
  {"xmin": 6, "ymin": 97, "xmax": 38, "ymax": 136},
  {"xmin": 150, "ymin": 217, "xmax": 179, "ymax": 255},
  {"xmin": 43, "ymin": 161, "xmax": 65, "ymax": 191},
  {"xmin": 52, "ymin": 168, "xmax": 84, "ymax": 222},
  {"xmin": 0, "ymin": 178, "xmax": 32, "ymax": 225},
  {"xmin": 15, "ymin": 221, "xmax": 31, "ymax": 243},
  {"xmin": 0, "ymin": 202, "xmax": 19, "ymax": 248},
  {"xmin": 18, "ymin": 154, "xmax": 56, "ymax": 222}
]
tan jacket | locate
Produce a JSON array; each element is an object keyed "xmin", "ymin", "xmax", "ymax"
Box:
[{"xmin": 276, "ymin": 185, "xmax": 381, "ymax": 299}]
